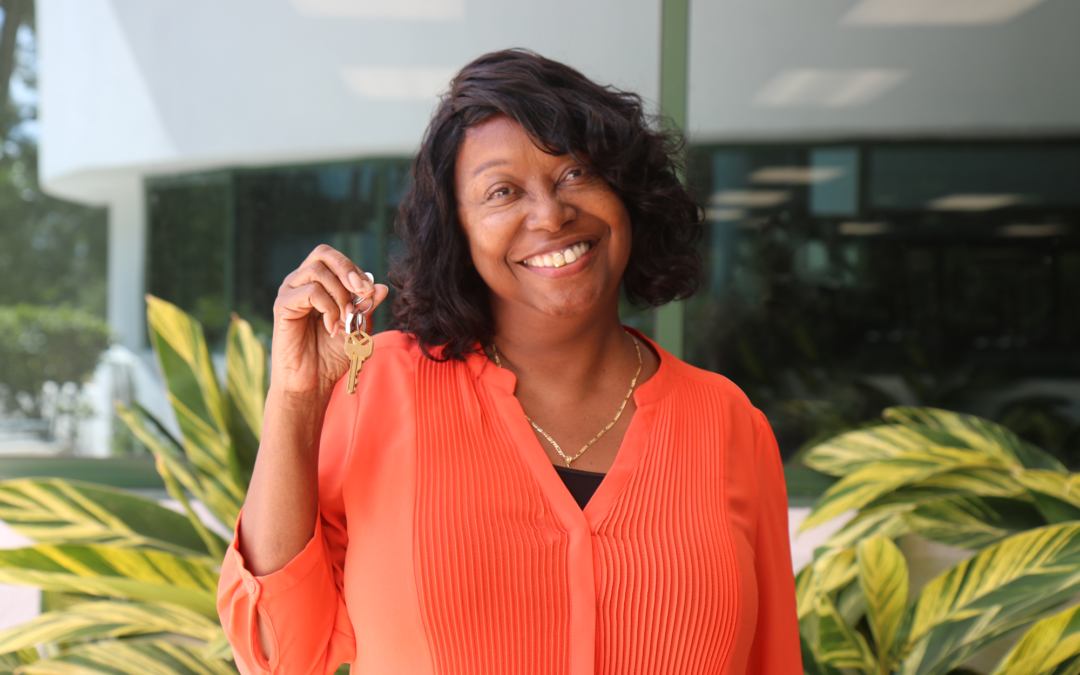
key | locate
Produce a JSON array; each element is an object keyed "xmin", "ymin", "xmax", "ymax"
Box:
[{"xmin": 344, "ymin": 330, "xmax": 374, "ymax": 394}]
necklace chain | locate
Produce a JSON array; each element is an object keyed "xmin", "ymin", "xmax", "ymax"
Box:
[{"xmin": 491, "ymin": 334, "xmax": 642, "ymax": 468}]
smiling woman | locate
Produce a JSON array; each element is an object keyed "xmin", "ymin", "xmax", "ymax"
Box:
[{"xmin": 217, "ymin": 49, "xmax": 802, "ymax": 675}]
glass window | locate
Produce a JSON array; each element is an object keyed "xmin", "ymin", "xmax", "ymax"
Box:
[
  {"xmin": 685, "ymin": 141, "xmax": 1080, "ymax": 463},
  {"xmin": 147, "ymin": 159, "xmax": 411, "ymax": 344}
]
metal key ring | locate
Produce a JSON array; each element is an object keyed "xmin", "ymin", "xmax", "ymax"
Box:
[
  {"xmin": 345, "ymin": 310, "xmax": 368, "ymax": 336},
  {"xmin": 352, "ymin": 295, "xmax": 374, "ymax": 314}
]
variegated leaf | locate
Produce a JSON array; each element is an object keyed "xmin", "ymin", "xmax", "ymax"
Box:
[
  {"xmin": 993, "ymin": 603, "xmax": 1080, "ymax": 675},
  {"xmin": 814, "ymin": 593, "xmax": 878, "ymax": 671},
  {"xmin": 800, "ymin": 447, "xmax": 1004, "ymax": 532},
  {"xmin": 858, "ymin": 536, "xmax": 908, "ymax": 669},
  {"xmin": 146, "ymin": 296, "xmax": 245, "ymax": 530},
  {"xmin": 15, "ymin": 640, "xmax": 238, "ymax": 675},
  {"xmin": 883, "ymin": 407, "xmax": 1065, "ymax": 472},
  {"xmin": 904, "ymin": 495, "xmax": 1046, "ymax": 550},
  {"xmin": 900, "ymin": 523, "xmax": 1080, "ymax": 675},
  {"xmin": 801, "ymin": 424, "xmax": 935, "ymax": 477},
  {"xmin": 0, "ymin": 545, "xmax": 217, "ymax": 618},
  {"xmin": 224, "ymin": 314, "xmax": 266, "ymax": 482},
  {"xmin": 0, "ymin": 479, "xmax": 216, "ymax": 559},
  {"xmin": 1014, "ymin": 470, "xmax": 1080, "ymax": 524},
  {"xmin": 114, "ymin": 404, "xmax": 227, "ymax": 560},
  {"xmin": 0, "ymin": 601, "xmax": 219, "ymax": 654},
  {"xmin": 797, "ymin": 548, "xmax": 858, "ymax": 619}
]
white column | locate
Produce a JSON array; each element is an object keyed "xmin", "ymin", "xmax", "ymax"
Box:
[{"xmin": 105, "ymin": 176, "xmax": 147, "ymax": 351}]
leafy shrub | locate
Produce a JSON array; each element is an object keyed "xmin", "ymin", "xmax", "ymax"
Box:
[
  {"xmin": 0, "ymin": 304, "xmax": 113, "ymax": 412},
  {"xmin": 798, "ymin": 407, "xmax": 1080, "ymax": 675},
  {"xmin": 0, "ymin": 297, "xmax": 263, "ymax": 674}
]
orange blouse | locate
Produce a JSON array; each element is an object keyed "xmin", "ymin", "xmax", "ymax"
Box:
[{"xmin": 217, "ymin": 330, "xmax": 802, "ymax": 674}]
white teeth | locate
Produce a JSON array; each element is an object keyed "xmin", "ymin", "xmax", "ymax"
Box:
[{"xmin": 523, "ymin": 241, "xmax": 592, "ymax": 268}]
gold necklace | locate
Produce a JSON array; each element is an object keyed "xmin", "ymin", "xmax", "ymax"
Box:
[{"xmin": 491, "ymin": 334, "xmax": 642, "ymax": 468}]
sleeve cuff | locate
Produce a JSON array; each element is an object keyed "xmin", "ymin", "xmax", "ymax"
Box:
[{"xmin": 227, "ymin": 509, "xmax": 329, "ymax": 599}]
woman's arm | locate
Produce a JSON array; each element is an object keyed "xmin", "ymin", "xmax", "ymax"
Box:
[
  {"xmin": 747, "ymin": 410, "xmax": 804, "ymax": 674},
  {"xmin": 240, "ymin": 244, "xmax": 386, "ymax": 575},
  {"xmin": 218, "ymin": 245, "xmax": 388, "ymax": 672}
]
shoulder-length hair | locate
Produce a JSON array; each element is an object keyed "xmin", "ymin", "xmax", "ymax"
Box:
[{"xmin": 389, "ymin": 48, "xmax": 703, "ymax": 361}]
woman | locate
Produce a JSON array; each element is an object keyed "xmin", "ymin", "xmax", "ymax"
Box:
[{"xmin": 218, "ymin": 49, "xmax": 801, "ymax": 674}]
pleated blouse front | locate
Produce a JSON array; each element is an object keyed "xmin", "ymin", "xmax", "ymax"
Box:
[{"xmin": 217, "ymin": 330, "xmax": 803, "ymax": 675}]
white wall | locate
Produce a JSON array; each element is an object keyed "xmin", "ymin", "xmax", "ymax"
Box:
[{"xmin": 37, "ymin": 0, "xmax": 664, "ymax": 204}]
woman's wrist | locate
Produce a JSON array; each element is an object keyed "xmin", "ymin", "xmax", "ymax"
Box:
[{"xmin": 262, "ymin": 385, "xmax": 332, "ymax": 455}]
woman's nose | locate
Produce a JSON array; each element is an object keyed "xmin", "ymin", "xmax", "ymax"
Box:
[{"xmin": 526, "ymin": 190, "xmax": 576, "ymax": 232}]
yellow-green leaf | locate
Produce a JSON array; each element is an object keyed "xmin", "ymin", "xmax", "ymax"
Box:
[
  {"xmin": 802, "ymin": 424, "xmax": 934, "ymax": 477},
  {"xmin": 114, "ymin": 404, "xmax": 227, "ymax": 560},
  {"xmin": 904, "ymin": 496, "xmax": 1046, "ymax": 550},
  {"xmin": 814, "ymin": 593, "xmax": 878, "ymax": 671},
  {"xmin": 883, "ymin": 407, "xmax": 1065, "ymax": 472},
  {"xmin": 0, "ymin": 601, "xmax": 219, "ymax": 654},
  {"xmin": 901, "ymin": 523, "xmax": 1080, "ymax": 675},
  {"xmin": 15, "ymin": 640, "xmax": 238, "ymax": 675},
  {"xmin": 858, "ymin": 536, "xmax": 908, "ymax": 669},
  {"xmin": 146, "ymin": 296, "xmax": 245, "ymax": 530},
  {"xmin": 0, "ymin": 545, "xmax": 217, "ymax": 618},
  {"xmin": 797, "ymin": 548, "xmax": 859, "ymax": 619},
  {"xmin": 993, "ymin": 603, "xmax": 1080, "ymax": 675},
  {"xmin": 1014, "ymin": 470, "xmax": 1080, "ymax": 523},
  {"xmin": 0, "ymin": 479, "xmax": 218, "ymax": 559},
  {"xmin": 800, "ymin": 448, "xmax": 1003, "ymax": 532},
  {"xmin": 224, "ymin": 314, "xmax": 266, "ymax": 482}
]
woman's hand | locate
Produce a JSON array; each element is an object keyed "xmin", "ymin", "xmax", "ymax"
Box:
[{"xmin": 270, "ymin": 244, "xmax": 390, "ymax": 403}]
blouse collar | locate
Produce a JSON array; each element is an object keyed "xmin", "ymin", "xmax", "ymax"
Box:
[{"xmin": 466, "ymin": 326, "xmax": 675, "ymax": 407}]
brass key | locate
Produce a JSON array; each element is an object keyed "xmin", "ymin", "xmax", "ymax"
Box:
[{"xmin": 344, "ymin": 330, "xmax": 374, "ymax": 394}]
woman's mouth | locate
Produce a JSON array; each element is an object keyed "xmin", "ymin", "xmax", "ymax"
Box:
[{"xmin": 520, "ymin": 241, "xmax": 593, "ymax": 268}]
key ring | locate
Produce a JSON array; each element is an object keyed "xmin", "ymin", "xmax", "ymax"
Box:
[
  {"xmin": 345, "ymin": 295, "xmax": 374, "ymax": 335},
  {"xmin": 353, "ymin": 295, "xmax": 374, "ymax": 314}
]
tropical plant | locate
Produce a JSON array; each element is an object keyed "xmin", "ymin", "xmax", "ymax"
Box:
[
  {"xmin": 797, "ymin": 406, "xmax": 1080, "ymax": 675},
  {"xmin": 0, "ymin": 296, "xmax": 264, "ymax": 674}
]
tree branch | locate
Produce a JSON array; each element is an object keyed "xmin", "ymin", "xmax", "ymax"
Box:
[{"xmin": 0, "ymin": 0, "xmax": 31, "ymax": 123}]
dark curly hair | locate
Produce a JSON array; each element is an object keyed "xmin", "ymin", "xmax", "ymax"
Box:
[{"xmin": 389, "ymin": 49, "xmax": 703, "ymax": 361}]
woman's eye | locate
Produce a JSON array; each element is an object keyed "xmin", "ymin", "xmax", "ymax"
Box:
[
  {"xmin": 563, "ymin": 167, "xmax": 591, "ymax": 183},
  {"xmin": 488, "ymin": 186, "xmax": 511, "ymax": 200}
]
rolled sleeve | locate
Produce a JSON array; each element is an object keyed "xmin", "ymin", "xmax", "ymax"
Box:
[{"xmin": 217, "ymin": 512, "xmax": 356, "ymax": 675}]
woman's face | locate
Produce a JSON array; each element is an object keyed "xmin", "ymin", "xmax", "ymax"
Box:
[{"xmin": 454, "ymin": 115, "xmax": 632, "ymax": 322}]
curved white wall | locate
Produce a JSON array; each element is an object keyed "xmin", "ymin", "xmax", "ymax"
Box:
[{"xmin": 37, "ymin": 0, "xmax": 664, "ymax": 204}]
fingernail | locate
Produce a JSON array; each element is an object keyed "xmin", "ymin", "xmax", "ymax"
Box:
[
  {"xmin": 365, "ymin": 272, "xmax": 374, "ymax": 283},
  {"xmin": 348, "ymin": 271, "xmax": 364, "ymax": 294}
]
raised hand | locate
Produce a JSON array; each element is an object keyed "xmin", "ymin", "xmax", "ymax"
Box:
[{"xmin": 270, "ymin": 244, "xmax": 389, "ymax": 402}]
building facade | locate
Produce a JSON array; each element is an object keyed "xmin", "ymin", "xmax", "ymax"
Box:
[{"xmin": 36, "ymin": 0, "xmax": 1080, "ymax": 460}]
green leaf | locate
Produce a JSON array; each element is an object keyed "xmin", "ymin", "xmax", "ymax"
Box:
[
  {"xmin": 796, "ymin": 547, "xmax": 859, "ymax": 619},
  {"xmin": 993, "ymin": 603, "xmax": 1080, "ymax": 675},
  {"xmin": 1014, "ymin": 471, "xmax": 1080, "ymax": 524},
  {"xmin": 0, "ymin": 479, "xmax": 216, "ymax": 559},
  {"xmin": 800, "ymin": 447, "xmax": 1003, "ymax": 532},
  {"xmin": 814, "ymin": 594, "xmax": 878, "ymax": 671},
  {"xmin": 0, "ymin": 546, "xmax": 217, "ymax": 618},
  {"xmin": 900, "ymin": 522, "xmax": 1080, "ymax": 675},
  {"xmin": 146, "ymin": 296, "xmax": 245, "ymax": 530},
  {"xmin": 801, "ymin": 635, "xmax": 842, "ymax": 675},
  {"xmin": 0, "ymin": 601, "xmax": 220, "ymax": 654},
  {"xmin": 224, "ymin": 314, "xmax": 265, "ymax": 484},
  {"xmin": 883, "ymin": 407, "xmax": 1065, "ymax": 473},
  {"xmin": 858, "ymin": 536, "xmax": 908, "ymax": 670},
  {"xmin": 15, "ymin": 640, "xmax": 238, "ymax": 675},
  {"xmin": 114, "ymin": 404, "xmax": 228, "ymax": 561},
  {"xmin": 802, "ymin": 424, "xmax": 935, "ymax": 477},
  {"xmin": 904, "ymin": 496, "xmax": 1047, "ymax": 550}
]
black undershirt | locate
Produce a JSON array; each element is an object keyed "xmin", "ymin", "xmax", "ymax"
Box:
[{"xmin": 553, "ymin": 465, "xmax": 606, "ymax": 510}]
